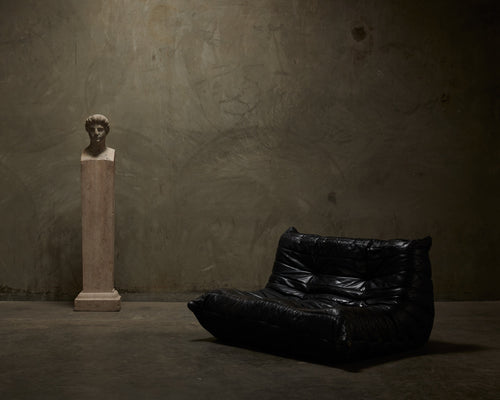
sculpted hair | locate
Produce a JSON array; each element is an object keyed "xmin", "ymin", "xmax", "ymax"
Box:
[{"xmin": 85, "ymin": 114, "xmax": 110, "ymax": 134}]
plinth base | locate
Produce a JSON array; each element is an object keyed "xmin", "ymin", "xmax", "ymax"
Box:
[{"xmin": 74, "ymin": 289, "xmax": 121, "ymax": 312}]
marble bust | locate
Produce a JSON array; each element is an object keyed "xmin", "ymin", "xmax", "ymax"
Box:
[
  {"xmin": 76, "ymin": 113, "xmax": 120, "ymax": 311},
  {"xmin": 84, "ymin": 114, "xmax": 113, "ymax": 159}
]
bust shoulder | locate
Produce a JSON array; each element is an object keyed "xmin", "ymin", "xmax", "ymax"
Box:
[{"xmin": 81, "ymin": 147, "xmax": 115, "ymax": 162}]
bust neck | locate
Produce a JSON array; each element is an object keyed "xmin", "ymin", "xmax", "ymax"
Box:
[{"xmin": 85, "ymin": 141, "xmax": 107, "ymax": 157}]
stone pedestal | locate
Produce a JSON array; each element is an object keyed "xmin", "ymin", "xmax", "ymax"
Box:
[{"xmin": 75, "ymin": 148, "xmax": 121, "ymax": 311}]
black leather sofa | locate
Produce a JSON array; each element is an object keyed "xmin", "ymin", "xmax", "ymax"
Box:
[{"xmin": 188, "ymin": 227, "xmax": 434, "ymax": 361}]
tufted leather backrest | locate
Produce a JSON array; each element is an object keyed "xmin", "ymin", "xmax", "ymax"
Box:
[{"xmin": 266, "ymin": 227, "xmax": 433, "ymax": 310}]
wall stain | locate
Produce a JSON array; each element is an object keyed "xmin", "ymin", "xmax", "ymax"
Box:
[
  {"xmin": 327, "ymin": 191, "xmax": 337, "ymax": 205},
  {"xmin": 350, "ymin": 20, "xmax": 373, "ymax": 65},
  {"xmin": 351, "ymin": 26, "xmax": 367, "ymax": 41},
  {"xmin": 441, "ymin": 92, "xmax": 450, "ymax": 103}
]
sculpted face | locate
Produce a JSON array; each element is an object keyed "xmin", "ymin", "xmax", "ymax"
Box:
[
  {"xmin": 88, "ymin": 123, "xmax": 107, "ymax": 144},
  {"xmin": 84, "ymin": 114, "xmax": 110, "ymax": 156}
]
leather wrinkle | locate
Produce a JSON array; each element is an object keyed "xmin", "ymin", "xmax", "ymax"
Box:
[{"xmin": 188, "ymin": 227, "xmax": 434, "ymax": 360}]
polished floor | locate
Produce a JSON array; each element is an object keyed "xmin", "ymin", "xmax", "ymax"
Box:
[{"xmin": 0, "ymin": 301, "xmax": 498, "ymax": 400}]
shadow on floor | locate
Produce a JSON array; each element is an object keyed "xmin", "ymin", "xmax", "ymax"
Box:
[
  {"xmin": 193, "ymin": 337, "xmax": 489, "ymax": 372},
  {"xmin": 336, "ymin": 340, "xmax": 489, "ymax": 372}
]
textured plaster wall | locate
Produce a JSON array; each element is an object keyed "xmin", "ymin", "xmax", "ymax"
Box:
[{"xmin": 0, "ymin": 0, "xmax": 498, "ymax": 300}]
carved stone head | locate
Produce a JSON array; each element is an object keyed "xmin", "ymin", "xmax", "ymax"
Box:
[{"xmin": 85, "ymin": 114, "xmax": 110, "ymax": 156}]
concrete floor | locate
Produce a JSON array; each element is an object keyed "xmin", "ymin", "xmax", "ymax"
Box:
[{"xmin": 0, "ymin": 301, "xmax": 498, "ymax": 400}]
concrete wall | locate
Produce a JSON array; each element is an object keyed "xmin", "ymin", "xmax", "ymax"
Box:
[{"xmin": 0, "ymin": 0, "xmax": 498, "ymax": 300}]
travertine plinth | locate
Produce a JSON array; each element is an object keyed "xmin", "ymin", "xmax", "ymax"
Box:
[
  {"xmin": 75, "ymin": 148, "xmax": 121, "ymax": 311},
  {"xmin": 74, "ymin": 289, "xmax": 121, "ymax": 311}
]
